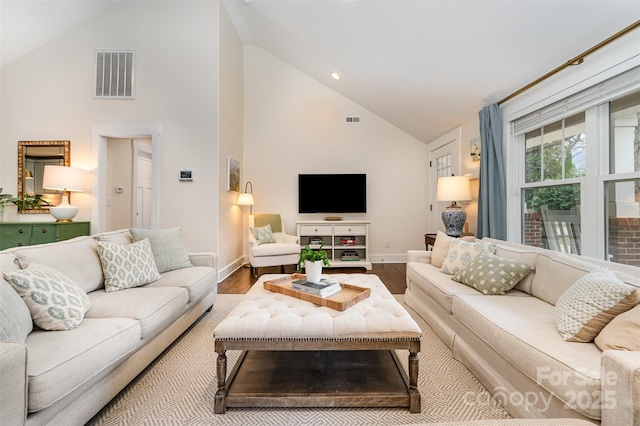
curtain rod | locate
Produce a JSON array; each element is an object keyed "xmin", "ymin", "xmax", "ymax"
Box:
[{"xmin": 498, "ymin": 20, "xmax": 640, "ymax": 105}]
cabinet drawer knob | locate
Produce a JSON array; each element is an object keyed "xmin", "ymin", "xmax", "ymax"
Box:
[
  {"xmin": 348, "ymin": 228, "xmax": 352, "ymax": 232},
  {"xmin": 41, "ymin": 229, "xmax": 47, "ymax": 234},
  {"xmin": 18, "ymin": 229, "xmax": 24, "ymax": 234},
  {"xmin": 17, "ymin": 243, "xmax": 23, "ymax": 247},
  {"xmin": 315, "ymin": 228, "xmax": 318, "ymax": 232}
]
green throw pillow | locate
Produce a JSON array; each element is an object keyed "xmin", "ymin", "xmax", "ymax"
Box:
[
  {"xmin": 250, "ymin": 224, "xmax": 276, "ymax": 245},
  {"xmin": 452, "ymin": 251, "xmax": 534, "ymax": 295},
  {"xmin": 97, "ymin": 239, "xmax": 161, "ymax": 292},
  {"xmin": 129, "ymin": 228, "xmax": 193, "ymax": 273},
  {"xmin": 3, "ymin": 264, "xmax": 90, "ymax": 331},
  {"xmin": 555, "ymin": 268, "xmax": 638, "ymax": 342}
]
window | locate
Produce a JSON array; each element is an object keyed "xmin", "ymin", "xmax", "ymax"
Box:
[
  {"xmin": 606, "ymin": 91, "xmax": 640, "ymax": 264},
  {"xmin": 512, "ymin": 69, "xmax": 640, "ymax": 265},
  {"xmin": 522, "ymin": 113, "xmax": 585, "ymax": 254}
]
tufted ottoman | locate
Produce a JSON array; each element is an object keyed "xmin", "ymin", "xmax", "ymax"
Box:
[{"xmin": 213, "ymin": 273, "xmax": 422, "ymax": 414}]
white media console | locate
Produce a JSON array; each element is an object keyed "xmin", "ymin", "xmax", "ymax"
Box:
[{"xmin": 297, "ymin": 220, "xmax": 372, "ymax": 270}]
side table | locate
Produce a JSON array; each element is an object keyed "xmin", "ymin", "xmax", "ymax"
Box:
[{"xmin": 424, "ymin": 233, "xmax": 436, "ymax": 251}]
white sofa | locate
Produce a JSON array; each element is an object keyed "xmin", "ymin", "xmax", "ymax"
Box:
[
  {"xmin": 405, "ymin": 236, "xmax": 640, "ymax": 426},
  {"xmin": 0, "ymin": 229, "xmax": 217, "ymax": 426}
]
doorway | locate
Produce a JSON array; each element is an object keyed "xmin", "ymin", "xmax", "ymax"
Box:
[
  {"xmin": 428, "ymin": 128, "xmax": 462, "ymax": 233},
  {"xmin": 91, "ymin": 124, "xmax": 160, "ymax": 234}
]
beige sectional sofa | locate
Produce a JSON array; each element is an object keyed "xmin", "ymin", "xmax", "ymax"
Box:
[
  {"xmin": 405, "ymin": 236, "xmax": 640, "ymax": 426},
  {"xmin": 0, "ymin": 229, "xmax": 217, "ymax": 426}
]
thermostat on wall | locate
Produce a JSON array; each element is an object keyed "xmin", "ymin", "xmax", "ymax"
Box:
[{"xmin": 179, "ymin": 169, "xmax": 193, "ymax": 181}]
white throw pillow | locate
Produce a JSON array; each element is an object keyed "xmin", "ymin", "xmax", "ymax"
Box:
[
  {"xmin": 440, "ymin": 239, "xmax": 496, "ymax": 276},
  {"xmin": 3, "ymin": 264, "xmax": 90, "ymax": 331},
  {"xmin": 431, "ymin": 231, "xmax": 452, "ymax": 268},
  {"xmin": 555, "ymin": 268, "xmax": 638, "ymax": 342},
  {"xmin": 98, "ymin": 239, "xmax": 161, "ymax": 292}
]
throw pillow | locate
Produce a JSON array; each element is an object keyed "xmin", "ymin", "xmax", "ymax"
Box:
[
  {"xmin": 97, "ymin": 239, "xmax": 161, "ymax": 292},
  {"xmin": 594, "ymin": 304, "xmax": 640, "ymax": 351},
  {"xmin": 555, "ymin": 268, "xmax": 638, "ymax": 342},
  {"xmin": 0, "ymin": 277, "xmax": 33, "ymax": 341},
  {"xmin": 129, "ymin": 228, "xmax": 193, "ymax": 273},
  {"xmin": 431, "ymin": 231, "xmax": 452, "ymax": 268},
  {"xmin": 250, "ymin": 224, "xmax": 276, "ymax": 245},
  {"xmin": 440, "ymin": 239, "xmax": 497, "ymax": 276},
  {"xmin": 452, "ymin": 251, "xmax": 534, "ymax": 295},
  {"xmin": 3, "ymin": 264, "xmax": 90, "ymax": 331}
]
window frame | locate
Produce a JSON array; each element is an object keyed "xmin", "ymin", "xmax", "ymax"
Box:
[{"xmin": 507, "ymin": 86, "xmax": 640, "ymax": 261}]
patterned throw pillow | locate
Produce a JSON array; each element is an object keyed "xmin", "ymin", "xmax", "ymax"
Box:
[
  {"xmin": 250, "ymin": 224, "xmax": 276, "ymax": 245},
  {"xmin": 97, "ymin": 239, "xmax": 161, "ymax": 292},
  {"xmin": 3, "ymin": 264, "xmax": 90, "ymax": 331},
  {"xmin": 440, "ymin": 239, "xmax": 496, "ymax": 275},
  {"xmin": 555, "ymin": 268, "xmax": 638, "ymax": 342},
  {"xmin": 129, "ymin": 228, "xmax": 193, "ymax": 273},
  {"xmin": 452, "ymin": 251, "xmax": 534, "ymax": 295}
]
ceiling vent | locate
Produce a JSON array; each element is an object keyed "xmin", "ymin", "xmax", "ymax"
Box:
[
  {"xmin": 95, "ymin": 50, "xmax": 135, "ymax": 99},
  {"xmin": 345, "ymin": 116, "xmax": 360, "ymax": 123}
]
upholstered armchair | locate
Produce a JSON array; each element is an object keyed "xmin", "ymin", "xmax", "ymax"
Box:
[{"xmin": 248, "ymin": 214, "xmax": 300, "ymax": 277}]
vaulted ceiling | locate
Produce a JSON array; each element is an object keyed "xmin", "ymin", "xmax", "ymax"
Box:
[{"xmin": 3, "ymin": 1, "xmax": 639, "ymax": 143}]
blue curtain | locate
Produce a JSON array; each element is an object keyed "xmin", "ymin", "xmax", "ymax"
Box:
[{"xmin": 477, "ymin": 103, "xmax": 507, "ymax": 239}]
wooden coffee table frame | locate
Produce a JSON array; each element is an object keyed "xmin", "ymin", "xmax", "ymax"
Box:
[{"xmin": 214, "ymin": 338, "xmax": 420, "ymax": 414}]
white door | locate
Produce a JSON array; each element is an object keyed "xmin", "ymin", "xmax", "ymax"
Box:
[
  {"xmin": 428, "ymin": 129, "xmax": 461, "ymax": 233},
  {"xmin": 132, "ymin": 139, "xmax": 152, "ymax": 229}
]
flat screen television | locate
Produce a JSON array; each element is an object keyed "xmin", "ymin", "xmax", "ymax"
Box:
[{"xmin": 298, "ymin": 174, "xmax": 367, "ymax": 213}]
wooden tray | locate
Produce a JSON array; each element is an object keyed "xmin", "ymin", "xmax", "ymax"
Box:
[{"xmin": 263, "ymin": 273, "xmax": 371, "ymax": 311}]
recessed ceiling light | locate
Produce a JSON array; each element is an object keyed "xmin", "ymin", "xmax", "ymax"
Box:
[{"xmin": 331, "ymin": 72, "xmax": 341, "ymax": 80}]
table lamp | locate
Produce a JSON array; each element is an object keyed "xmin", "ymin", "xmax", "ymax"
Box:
[
  {"xmin": 42, "ymin": 165, "xmax": 87, "ymax": 222},
  {"xmin": 436, "ymin": 175, "xmax": 471, "ymax": 236},
  {"xmin": 236, "ymin": 181, "xmax": 255, "ymax": 215}
]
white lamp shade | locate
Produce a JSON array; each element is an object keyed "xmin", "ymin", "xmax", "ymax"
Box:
[
  {"xmin": 236, "ymin": 193, "xmax": 255, "ymax": 206},
  {"xmin": 436, "ymin": 176, "xmax": 471, "ymax": 202},
  {"xmin": 42, "ymin": 165, "xmax": 87, "ymax": 192}
]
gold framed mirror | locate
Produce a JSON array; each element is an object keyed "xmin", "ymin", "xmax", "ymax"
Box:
[{"xmin": 17, "ymin": 140, "xmax": 70, "ymax": 213}]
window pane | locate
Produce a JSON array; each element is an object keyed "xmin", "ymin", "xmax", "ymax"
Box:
[
  {"xmin": 522, "ymin": 184, "xmax": 581, "ymax": 254},
  {"xmin": 543, "ymin": 121, "xmax": 563, "ymax": 180},
  {"xmin": 610, "ymin": 91, "xmax": 640, "ymax": 174},
  {"xmin": 525, "ymin": 113, "xmax": 586, "ymax": 183},
  {"xmin": 606, "ymin": 178, "xmax": 640, "ymax": 266},
  {"xmin": 564, "ymin": 112, "xmax": 586, "ymax": 178},
  {"xmin": 525, "ymin": 129, "xmax": 541, "ymax": 183}
]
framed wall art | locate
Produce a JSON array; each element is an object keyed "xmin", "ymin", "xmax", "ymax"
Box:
[{"xmin": 226, "ymin": 157, "xmax": 240, "ymax": 192}]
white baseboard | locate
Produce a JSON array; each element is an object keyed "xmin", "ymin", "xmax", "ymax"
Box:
[
  {"xmin": 217, "ymin": 257, "xmax": 245, "ymax": 283},
  {"xmin": 369, "ymin": 253, "xmax": 406, "ymax": 264}
]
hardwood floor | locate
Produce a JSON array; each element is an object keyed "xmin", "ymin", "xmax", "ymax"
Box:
[{"xmin": 218, "ymin": 263, "xmax": 407, "ymax": 295}]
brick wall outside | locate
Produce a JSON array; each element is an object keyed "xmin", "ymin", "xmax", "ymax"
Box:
[
  {"xmin": 609, "ymin": 217, "xmax": 640, "ymax": 267},
  {"xmin": 523, "ymin": 214, "xmax": 640, "ymax": 267},
  {"xmin": 523, "ymin": 212, "xmax": 542, "ymax": 249}
]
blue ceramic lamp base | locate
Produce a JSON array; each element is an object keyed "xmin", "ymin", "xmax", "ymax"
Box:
[{"xmin": 442, "ymin": 206, "xmax": 466, "ymax": 237}]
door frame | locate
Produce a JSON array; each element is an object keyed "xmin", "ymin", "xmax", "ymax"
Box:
[
  {"xmin": 427, "ymin": 127, "xmax": 462, "ymax": 233},
  {"xmin": 91, "ymin": 124, "xmax": 161, "ymax": 234}
]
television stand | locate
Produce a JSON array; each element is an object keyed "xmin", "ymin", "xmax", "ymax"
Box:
[{"xmin": 297, "ymin": 220, "xmax": 372, "ymax": 270}]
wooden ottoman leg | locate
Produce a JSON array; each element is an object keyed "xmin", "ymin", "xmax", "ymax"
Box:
[
  {"xmin": 409, "ymin": 340, "xmax": 421, "ymax": 413},
  {"xmin": 214, "ymin": 343, "xmax": 227, "ymax": 414}
]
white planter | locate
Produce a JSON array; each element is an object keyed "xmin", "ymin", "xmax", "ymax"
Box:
[
  {"xmin": 304, "ymin": 260, "xmax": 323, "ymax": 283},
  {"xmin": 3, "ymin": 204, "xmax": 18, "ymax": 222}
]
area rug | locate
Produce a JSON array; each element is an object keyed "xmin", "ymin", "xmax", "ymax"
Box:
[{"xmin": 87, "ymin": 294, "xmax": 511, "ymax": 425}]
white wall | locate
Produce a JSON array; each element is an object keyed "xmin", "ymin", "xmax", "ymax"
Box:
[
  {"xmin": 217, "ymin": 3, "xmax": 245, "ymax": 280},
  {"xmin": 243, "ymin": 46, "xmax": 428, "ymax": 261},
  {"xmin": 1, "ymin": 2, "xmax": 221, "ymax": 255},
  {"xmin": 106, "ymin": 138, "xmax": 132, "ymax": 230}
]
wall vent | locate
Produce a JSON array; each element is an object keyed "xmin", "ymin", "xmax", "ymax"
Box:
[
  {"xmin": 345, "ymin": 116, "xmax": 360, "ymax": 123},
  {"xmin": 95, "ymin": 50, "xmax": 135, "ymax": 99}
]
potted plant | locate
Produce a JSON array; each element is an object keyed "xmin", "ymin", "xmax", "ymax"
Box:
[
  {"xmin": 297, "ymin": 243, "xmax": 331, "ymax": 283},
  {"xmin": 13, "ymin": 193, "xmax": 51, "ymax": 212}
]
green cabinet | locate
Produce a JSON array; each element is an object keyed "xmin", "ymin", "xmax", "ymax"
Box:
[{"xmin": 0, "ymin": 222, "xmax": 90, "ymax": 250}]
